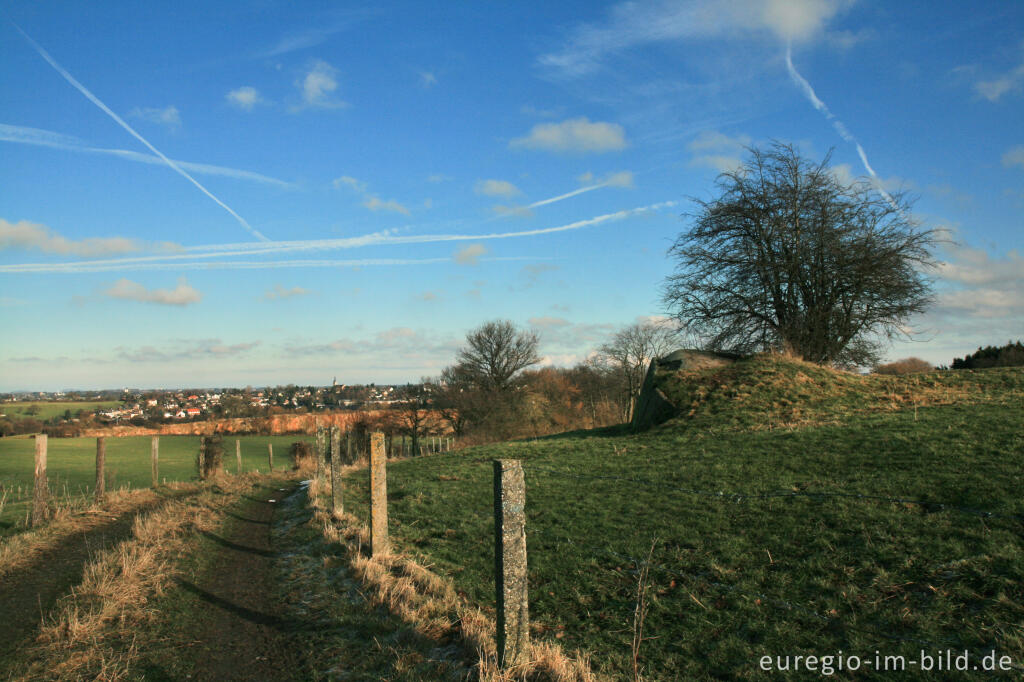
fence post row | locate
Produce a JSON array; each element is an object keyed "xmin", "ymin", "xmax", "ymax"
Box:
[
  {"xmin": 493, "ymin": 458, "xmax": 529, "ymax": 668},
  {"xmin": 95, "ymin": 436, "xmax": 106, "ymax": 503},
  {"xmin": 152, "ymin": 436, "xmax": 160, "ymax": 488},
  {"xmin": 31, "ymin": 434, "xmax": 48, "ymax": 527},
  {"xmin": 369, "ymin": 431, "xmax": 388, "ymax": 556}
]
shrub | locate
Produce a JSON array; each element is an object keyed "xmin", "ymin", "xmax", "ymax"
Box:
[
  {"xmin": 873, "ymin": 357, "xmax": 934, "ymax": 375},
  {"xmin": 289, "ymin": 441, "xmax": 315, "ymax": 471},
  {"xmin": 198, "ymin": 435, "xmax": 224, "ymax": 478}
]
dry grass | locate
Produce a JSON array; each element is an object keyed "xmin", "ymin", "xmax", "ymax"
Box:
[
  {"xmin": 308, "ymin": 483, "xmax": 596, "ymax": 681},
  {"xmin": 7, "ymin": 473, "xmax": 268, "ymax": 680},
  {"xmin": 0, "ymin": 485, "xmax": 184, "ymax": 580}
]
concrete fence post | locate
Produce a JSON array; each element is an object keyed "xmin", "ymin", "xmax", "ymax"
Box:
[
  {"xmin": 236, "ymin": 439, "xmax": 242, "ymax": 474},
  {"xmin": 31, "ymin": 434, "xmax": 48, "ymax": 527},
  {"xmin": 330, "ymin": 425, "xmax": 340, "ymax": 468},
  {"xmin": 345, "ymin": 430, "xmax": 353, "ymax": 465},
  {"xmin": 493, "ymin": 459, "xmax": 529, "ymax": 668},
  {"xmin": 95, "ymin": 436, "xmax": 106, "ymax": 503},
  {"xmin": 369, "ymin": 432, "xmax": 388, "ymax": 556},
  {"xmin": 151, "ymin": 436, "xmax": 160, "ymax": 488},
  {"xmin": 267, "ymin": 443, "xmax": 274, "ymax": 472},
  {"xmin": 331, "ymin": 432, "xmax": 344, "ymax": 516},
  {"xmin": 315, "ymin": 425, "xmax": 327, "ymax": 481}
]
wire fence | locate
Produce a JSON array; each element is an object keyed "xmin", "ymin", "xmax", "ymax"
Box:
[{"xmin": 329, "ymin": 441, "xmax": 1024, "ymax": 675}]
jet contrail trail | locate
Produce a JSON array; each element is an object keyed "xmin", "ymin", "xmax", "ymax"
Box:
[
  {"xmin": 0, "ymin": 201, "xmax": 677, "ymax": 273},
  {"xmin": 0, "ymin": 255, "xmax": 543, "ymax": 274},
  {"xmin": 784, "ymin": 44, "xmax": 897, "ymax": 208},
  {"xmin": 13, "ymin": 23, "xmax": 271, "ymax": 241},
  {"xmin": 0, "ymin": 123, "xmax": 294, "ymax": 188},
  {"xmin": 528, "ymin": 172, "xmax": 632, "ymax": 209}
]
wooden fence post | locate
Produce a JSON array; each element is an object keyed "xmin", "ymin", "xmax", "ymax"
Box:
[
  {"xmin": 31, "ymin": 434, "xmax": 48, "ymax": 527},
  {"xmin": 369, "ymin": 432, "xmax": 388, "ymax": 556},
  {"xmin": 346, "ymin": 431, "xmax": 353, "ymax": 465},
  {"xmin": 236, "ymin": 439, "xmax": 242, "ymax": 474},
  {"xmin": 494, "ymin": 459, "xmax": 529, "ymax": 668},
  {"xmin": 267, "ymin": 443, "xmax": 274, "ymax": 472},
  {"xmin": 95, "ymin": 436, "xmax": 106, "ymax": 503},
  {"xmin": 151, "ymin": 436, "xmax": 159, "ymax": 488},
  {"xmin": 198, "ymin": 437, "xmax": 206, "ymax": 480}
]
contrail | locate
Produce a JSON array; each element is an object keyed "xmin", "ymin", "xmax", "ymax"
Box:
[
  {"xmin": 784, "ymin": 44, "xmax": 897, "ymax": 208},
  {"xmin": 528, "ymin": 172, "xmax": 632, "ymax": 209},
  {"xmin": 0, "ymin": 123, "xmax": 293, "ymax": 188},
  {"xmin": 0, "ymin": 201, "xmax": 676, "ymax": 273},
  {"xmin": 12, "ymin": 23, "xmax": 271, "ymax": 241},
  {"xmin": 0, "ymin": 255, "xmax": 543, "ymax": 274}
]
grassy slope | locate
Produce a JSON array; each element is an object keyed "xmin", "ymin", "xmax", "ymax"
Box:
[
  {"xmin": 0, "ymin": 435, "xmax": 310, "ymax": 536},
  {"xmin": 342, "ymin": 357, "xmax": 1024, "ymax": 680}
]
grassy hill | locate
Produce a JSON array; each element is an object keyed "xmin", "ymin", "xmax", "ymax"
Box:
[{"xmin": 339, "ymin": 356, "xmax": 1024, "ymax": 679}]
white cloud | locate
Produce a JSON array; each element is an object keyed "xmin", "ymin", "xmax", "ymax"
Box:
[
  {"xmin": 492, "ymin": 205, "xmax": 534, "ymax": 217},
  {"xmin": 1002, "ymin": 145, "xmax": 1024, "ymax": 169},
  {"xmin": 454, "ymin": 243, "xmax": 487, "ymax": 265},
  {"xmin": 475, "ymin": 179, "xmax": 522, "ymax": 198},
  {"xmin": 687, "ymin": 130, "xmax": 751, "ymax": 171},
  {"xmin": 264, "ymin": 285, "xmax": 312, "ymax": 300},
  {"xmin": 975, "ymin": 62, "xmax": 1024, "ymax": 102},
  {"xmin": 510, "ymin": 117, "xmax": 627, "ymax": 153},
  {"xmin": 104, "ymin": 277, "xmax": 202, "ymax": 306},
  {"xmin": 0, "ymin": 219, "xmax": 168, "ymax": 257},
  {"xmin": 427, "ymin": 173, "xmax": 451, "ymax": 183},
  {"xmin": 334, "ymin": 175, "xmax": 410, "ymax": 214},
  {"xmin": 129, "ymin": 106, "xmax": 181, "ymax": 129},
  {"xmin": 363, "ymin": 196, "xmax": 411, "ymax": 215},
  {"xmin": 419, "ymin": 71, "xmax": 437, "ymax": 88},
  {"xmin": 226, "ymin": 86, "xmax": 264, "ymax": 111},
  {"xmin": 539, "ymin": 0, "xmax": 849, "ymax": 76},
  {"xmin": 295, "ymin": 60, "xmax": 347, "ymax": 110}
]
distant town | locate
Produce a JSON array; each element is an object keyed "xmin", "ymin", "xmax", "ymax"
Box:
[{"xmin": 0, "ymin": 379, "xmax": 432, "ymax": 433}]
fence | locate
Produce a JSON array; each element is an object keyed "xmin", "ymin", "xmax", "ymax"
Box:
[
  {"xmin": 328, "ymin": 435, "xmax": 1024, "ymax": 676},
  {"xmin": 2, "ymin": 434, "xmax": 309, "ymax": 532}
]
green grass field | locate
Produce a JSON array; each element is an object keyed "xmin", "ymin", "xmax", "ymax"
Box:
[
  {"xmin": 0, "ymin": 400, "xmax": 122, "ymax": 421},
  {"xmin": 0, "ymin": 434, "xmax": 311, "ymax": 536},
  {"xmin": 338, "ymin": 360, "xmax": 1024, "ymax": 679}
]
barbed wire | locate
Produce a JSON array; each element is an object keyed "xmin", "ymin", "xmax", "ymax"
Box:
[{"xmin": 523, "ymin": 464, "xmax": 1024, "ymax": 522}]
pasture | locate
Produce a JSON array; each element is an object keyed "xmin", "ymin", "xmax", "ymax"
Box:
[
  {"xmin": 338, "ymin": 360, "xmax": 1024, "ymax": 679},
  {"xmin": 0, "ymin": 400, "xmax": 122, "ymax": 421},
  {"xmin": 0, "ymin": 434, "xmax": 311, "ymax": 535}
]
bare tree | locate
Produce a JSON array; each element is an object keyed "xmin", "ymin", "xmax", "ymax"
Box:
[
  {"xmin": 663, "ymin": 143, "xmax": 936, "ymax": 367},
  {"xmin": 454, "ymin": 320, "xmax": 541, "ymax": 391},
  {"xmin": 599, "ymin": 320, "xmax": 681, "ymax": 421}
]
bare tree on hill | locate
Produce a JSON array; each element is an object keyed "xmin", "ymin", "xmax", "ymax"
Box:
[{"xmin": 663, "ymin": 142, "xmax": 937, "ymax": 367}]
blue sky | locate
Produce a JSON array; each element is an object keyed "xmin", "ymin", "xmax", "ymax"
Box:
[{"xmin": 1, "ymin": 0, "xmax": 1021, "ymax": 391}]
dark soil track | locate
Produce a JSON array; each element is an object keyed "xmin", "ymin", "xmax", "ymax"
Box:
[
  {"xmin": 0, "ymin": 489, "xmax": 198, "ymax": 663},
  {"xmin": 141, "ymin": 483, "xmax": 308, "ymax": 681}
]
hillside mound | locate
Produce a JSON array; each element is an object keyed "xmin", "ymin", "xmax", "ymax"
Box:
[{"xmin": 637, "ymin": 352, "xmax": 1024, "ymax": 432}]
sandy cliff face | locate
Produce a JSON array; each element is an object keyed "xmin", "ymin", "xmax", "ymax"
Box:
[{"xmin": 81, "ymin": 411, "xmax": 386, "ymax": 437}]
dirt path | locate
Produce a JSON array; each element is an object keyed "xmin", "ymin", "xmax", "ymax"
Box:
[
  {"xmin": 136, "ymin": 482, "xmax": 308, "ymax": 681},
  {"xmin": 0, "ymin": 489, "xmax": 198, "ymax": 664}
]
